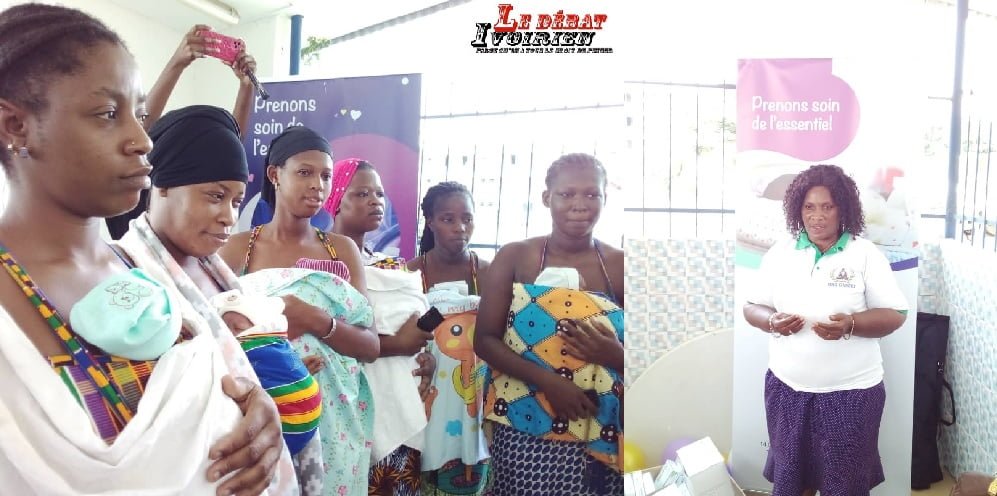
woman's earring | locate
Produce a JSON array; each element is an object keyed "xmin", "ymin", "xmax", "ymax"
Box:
[{"xmin": 6, "ymin": 142, "xmax": 29, "ymax": 158}]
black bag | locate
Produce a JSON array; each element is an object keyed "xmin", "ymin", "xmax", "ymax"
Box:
[{"xmin": 911, "ymin": 312, "xmax": 956, "ymax": 490}]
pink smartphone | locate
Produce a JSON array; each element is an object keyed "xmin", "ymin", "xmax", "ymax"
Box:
[{"xmin": 199, "ymin": 30, "xmax": 244, "ymax": 64}]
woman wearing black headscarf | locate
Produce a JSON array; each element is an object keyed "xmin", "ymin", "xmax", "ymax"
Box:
[{"xmin": 111, "ymin": 105, "xmax": 315, "ymax": 495}]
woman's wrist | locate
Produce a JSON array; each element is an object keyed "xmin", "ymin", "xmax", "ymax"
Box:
[
  {"xmin": 319, "ymin": 316, "xmax": 337, "ymax": 340},
  {"xmin": 306, "ymin": 312, "xmax": 333, "ymax": 338},
  {"xmin": 605, "ymin": 340, "xmax": 625, "ymax": 371},
  {"xmin": 844, "ymin": 314, "xmax": 857, "ymax": 340},
  {"xmin": 167, "ymin": 56, "xmax": 192, "ymax": 72},
  {"xmin": 536, "ymin": 369, "xmax": 567, "ymax": 391}
]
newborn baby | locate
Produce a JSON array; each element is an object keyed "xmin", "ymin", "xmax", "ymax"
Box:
[
  {"xmin": 211, "ymin": 289, "xmax": 322, "ymax": 456},
  {"xmin": 68, "ymin": 267, "xmax": 184, "ymax": 361}
]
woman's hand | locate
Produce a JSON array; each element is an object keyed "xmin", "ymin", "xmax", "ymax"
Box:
[
  {"xmin": 229, "ymin": 50, "xmax": 257, "ymax": 86},
  {"xmin": 951, "ymin": 471, "xmax": 994, "ymax": 496},
  {"xmin": 812, "ymin": 313, "xmax": 852, "ymax": 340},
  {"xmin": 391, "ymin": 312, "xmax": 435, "ymax": 356},
  {"xmin": 538, "ymin": 373, "xmax": 598, "ymax": 421},
  {"xmin": 412, "ymin": 351, "xmax": 436, "ymax": 400},
  {"xmin": 769, "ymin": 312, "xmax": 805, "ymax": 336},
  {"xmin": 559, "ymin": 319, "xmax": 623, "ymax": 369},
  {"xmin": 280, "ymin": 294, "xmax": 325, "ymax": 341},
  {"xmin": 169, "ymin": 25, "xmax": 218, "ymax": 70},
  {"xmin": 302, "ymin": 355, "xmax": 325, "ymax": 375},
  {"xmin": 208, "ymin": 375, "xmax": 282, "ymax": 496}
]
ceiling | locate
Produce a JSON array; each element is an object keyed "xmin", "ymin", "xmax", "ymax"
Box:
[{"xmin": 106, "ymin": 0, "xmax": 451, "ymax": 39}]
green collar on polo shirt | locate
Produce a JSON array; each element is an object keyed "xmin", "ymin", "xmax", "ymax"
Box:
[{"xmin": 796, "ymin": 230, "xmax": 852, "ymax": 264}]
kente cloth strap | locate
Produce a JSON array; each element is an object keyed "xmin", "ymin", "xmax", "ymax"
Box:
[
  {"xmin": 0, "ymin": 244, "xmax": 134, "ymax": 426},
  {"xmin": 483, "ymin": 282, "xmax": 625, "ymax": 470},
  {"xmin": 314, "ymin": 230, "xmax": 340, "ymax": 259},
  {"xmin": 243, "ymin": 225, "xmax": 338, "ymax": 275},
  {"xmin": 363, "ymin": 248, "xmax": 408, "ymax": 270}
]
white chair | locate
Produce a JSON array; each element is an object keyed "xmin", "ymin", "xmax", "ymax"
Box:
[{"xmin": 625, "ymin": 328, "xmax": 734, "ymax": 467}]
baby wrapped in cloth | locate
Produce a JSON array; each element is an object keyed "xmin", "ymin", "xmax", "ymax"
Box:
[
  {"xmin": 0, "ymin": 266, "xmax": 249, "ymax": 494},
  {"xmin": 239, "ymin": 267, "xmax": 376, "ymax": 494},
  {"xmin": 421, "ymin": 281, "xmax": 489, "ymax": 489},
  {"xmin": 362, "ymin": 266, "xmax": 429, "ymax": 463},
  {"xmin": 211, "ymin": 290, "xmax": 321, "ymax": 456},
  {"xmin": 484, "ymin": 267, "xmax": 625, "ymax": 470}
]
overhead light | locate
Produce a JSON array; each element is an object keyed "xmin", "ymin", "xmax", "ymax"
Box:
[{"xmin": 179, "ymin": 0, "xmax": 241, "ymax": 25}]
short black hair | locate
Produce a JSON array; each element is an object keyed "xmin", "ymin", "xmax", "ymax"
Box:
[
  {"xmin": 0, "ymin": 3, "xmax": 125, "ymax": 167},
  {"xmin": 545, "ymin": 153, "xmax": 608, "ymax": 189},
  {"xmin": 783, "ymin": 164, "xmax": 865, "ymax": 236},
  {"xmin": 418, "ymin": 181, "xmax": 472, "ymax": 256}
]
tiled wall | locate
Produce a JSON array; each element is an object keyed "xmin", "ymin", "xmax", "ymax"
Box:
[
  {"xmin": 934, "ymin": 240, "xmax": 997, "ymax": 475},
  {"xmin": 625, "ymin": 238, "xmax": 993, "ymax": 474},
  {"xmin": 624, "ymin": 239, "xmax": 735, "ymax": 385}
]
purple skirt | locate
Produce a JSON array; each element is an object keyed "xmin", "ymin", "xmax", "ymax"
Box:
[{"xmin": 763, "ymin": 370, "xmax": 886, "ymax": 496}]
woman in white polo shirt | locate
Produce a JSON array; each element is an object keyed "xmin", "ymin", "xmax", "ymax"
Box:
[{"xmin": 743, "ymin": 164, "xmax": 908, "ymax": 496}]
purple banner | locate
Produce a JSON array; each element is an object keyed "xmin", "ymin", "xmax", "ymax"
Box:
[{"xmin": 238, "ymin": 74, "xmax": 422, "ymax": 260}]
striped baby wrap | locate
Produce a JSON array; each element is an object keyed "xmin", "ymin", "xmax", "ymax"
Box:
[{"xmin": 238, "ymin": 332, "xmax": 322, "ymax": 455}]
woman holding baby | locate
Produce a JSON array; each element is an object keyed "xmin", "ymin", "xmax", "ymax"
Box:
[
  {"xmin": 110, "ymin": 105, "xmax": 327, "ymax": 495},
  {"xmin": 210, "ymin": 125, "xmax": 380, "ymax": 495},
  {"xmin": 473, "ymin": 153, "xmax": 624, "ymax": 496},
  {"xmin": 0, "ymin": 5, "xmax": 293, "ymax": 494}
]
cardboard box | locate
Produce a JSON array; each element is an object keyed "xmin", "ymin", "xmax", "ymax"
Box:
[
  {"xmin": 676, "ymin": 437, "xmax": 735, "ymax": 496},
  {"xmin": 625, "ymin": 465, "xmax": 746, "ymax": 496}
]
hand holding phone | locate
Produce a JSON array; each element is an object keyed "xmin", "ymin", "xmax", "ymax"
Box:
[
  {"xmin": 197, "ymin": 29, "xmax": 244, "ymax": 64},
  {"xmin": 417, "ymin": 307, "xmax": 445, "ymax": 333},
  {"xmin": 197, "ymin": 29, "xmax": 269, "ymax": 100}
]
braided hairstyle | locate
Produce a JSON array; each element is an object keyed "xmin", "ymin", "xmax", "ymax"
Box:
[
  {"xmin": 0, "ymin": 4, "xmax": 125, "ymax": 169},
  {"xmin": 545, "ymin": 153, "xmax": 608, "ymax": 189},
  {"xmin": 782, "ymin": 164, "xmax": 865, "ymax": 237},
  {"xmin": 419, "ymin": 181, "xmax": 473, "ymax": 256}
]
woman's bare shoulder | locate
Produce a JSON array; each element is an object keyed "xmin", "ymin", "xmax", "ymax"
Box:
[
  {"xmin": 496, "ymin": 237, "xmax": 545, "ymax": 258},
  {"xmin": 407, "ymin": 255, "xmax": 425, "ymax": 272},
  {"xmin": 596, "ymin": 239, "xmax": 624, "ymax": 263},
  {"xmin": 227, "ymin": 230, "xmax": 253, "ymax": 246},
  {"xmin": 323, "ymin": 231, "xmax": 355, "ymax": 247}
]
